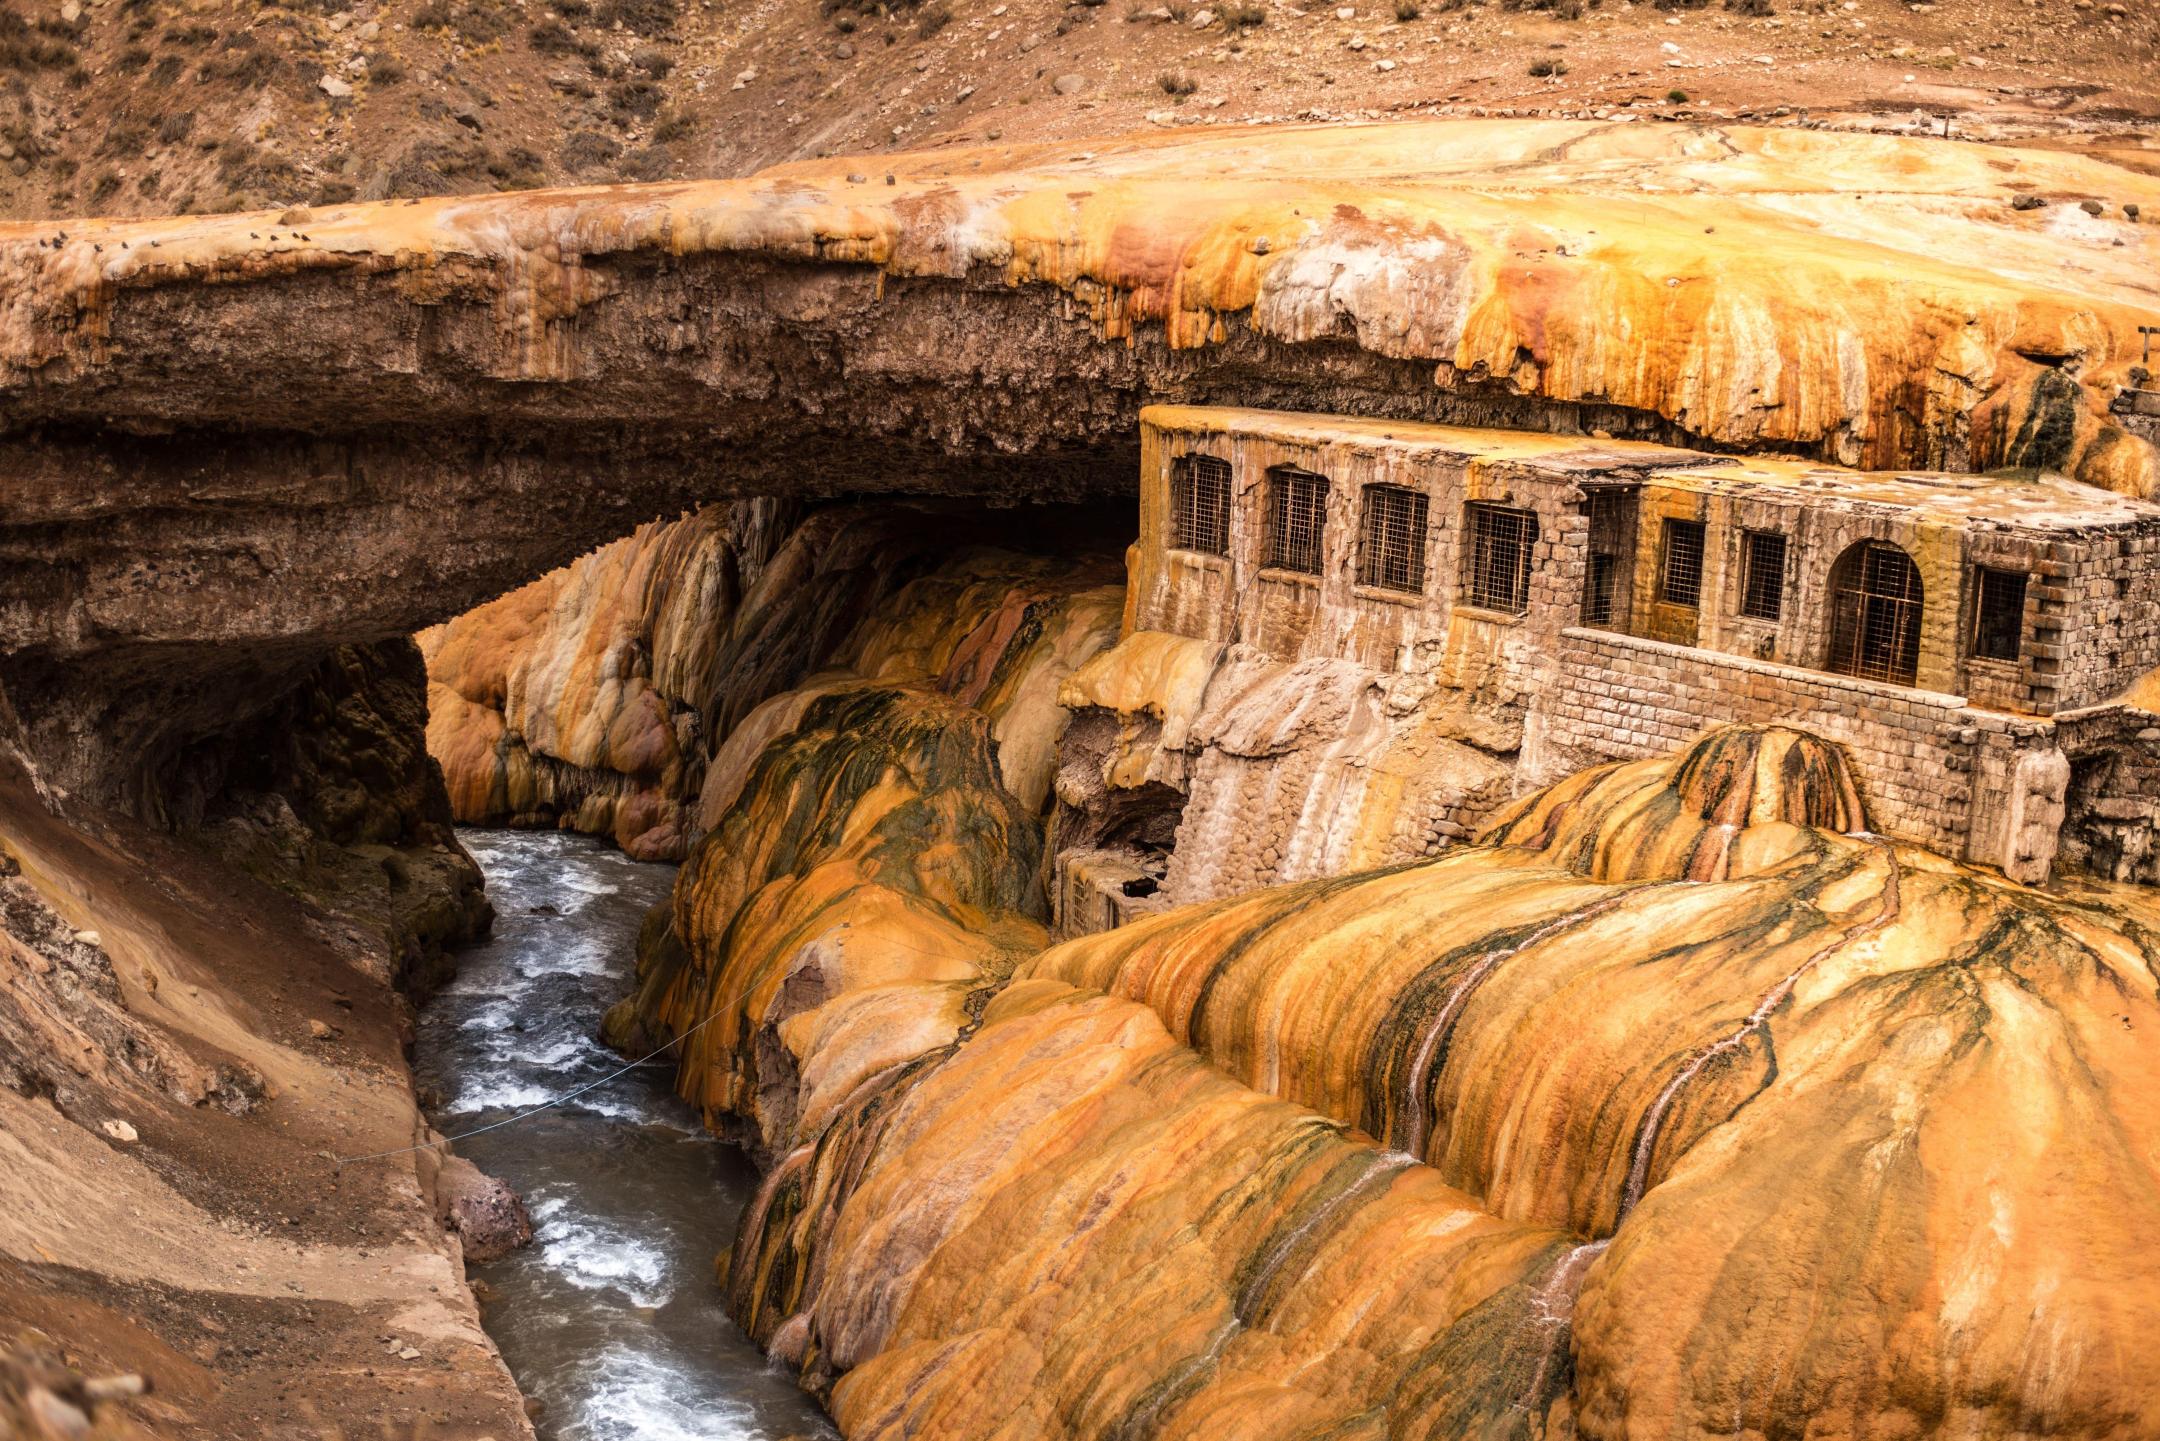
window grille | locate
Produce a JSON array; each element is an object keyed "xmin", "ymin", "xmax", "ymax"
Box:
[
  {"xmin": 1580, "ymin": 489, "xmax": 1635, "ymax": 629},
  {"xmin": 1169, "ymin": 454, "xmax": 1232, "ymax": 556},
  {"xmin": 1357, "ymin": 485, "xmax": 1430, "ymax": 593},
  {"xmin": 1264, "ymin": 467, "xmax": 1330, "ymax": 575},
  {"xmin": 1463, "ymin": 503, "xmax": 1539, "ymax": 614},
  {"xmin": 1739, "ymin": 530, "xmax": 1787, "ymax": 622},
  {"xmin": 1827, "ymin": 541, "xmax": 1924, "ymax": 687},
  {"xmin": 1971, "ymin": 566, "xmax": 2028, "ymax": 662},
  {"xmin": 1661, "ymin": 519, "xmax": 1706, "ymax": 608}
]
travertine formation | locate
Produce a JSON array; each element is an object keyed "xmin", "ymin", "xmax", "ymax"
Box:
[
  {"xmin": 3, "ymin": 120, "xmax": 2157, "ymax": 807},
  {"xmin": 724, "ymin": 725, "xmax": 2160, "ymax": 1439},
  {"xmin": 424, "ymin": 503, "xmax": 1123, "ymax": 861}
]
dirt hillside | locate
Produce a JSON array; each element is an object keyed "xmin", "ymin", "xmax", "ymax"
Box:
[{"xmin": 1, "ymin": 0, "xmax": 2155, "ymax": 221}]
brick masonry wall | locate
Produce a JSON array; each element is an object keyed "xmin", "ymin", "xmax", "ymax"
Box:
[{"xmin": 1533, "ymin": 627, "xmax": 2057, "ymax": 859}]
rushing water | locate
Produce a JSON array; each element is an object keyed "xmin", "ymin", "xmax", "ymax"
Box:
[{"xmin": 416, "ymin": 829, "xmax": 835, "ymax": 1441}]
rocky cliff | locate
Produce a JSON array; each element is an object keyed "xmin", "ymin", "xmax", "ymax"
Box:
[{"xmin": 424, "ymin": 502, "xmax": 1125, "ymax": 860}]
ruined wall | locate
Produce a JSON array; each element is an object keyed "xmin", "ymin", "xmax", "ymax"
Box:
[{"xmin": 1527, "ymin": 627, "xmax": 2068, "ymax": 871}]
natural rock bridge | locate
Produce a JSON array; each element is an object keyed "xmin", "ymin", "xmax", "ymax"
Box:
[{"xmin": 2, "ymin": 118, "xmax": 2155, "ymax": 803}]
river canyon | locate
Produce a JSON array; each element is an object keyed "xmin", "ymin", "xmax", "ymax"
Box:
[{"xmin": 4, "ymin": 115, "xmax": 2160, "ymax": 1441}]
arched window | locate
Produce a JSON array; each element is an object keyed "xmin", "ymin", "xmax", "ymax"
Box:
[{"xmin": 1827, "ymin": 541, "xmax": 1923, "ymax": 687}]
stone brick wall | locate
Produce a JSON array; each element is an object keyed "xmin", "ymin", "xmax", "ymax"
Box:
[{"xmin": 1528, "ymin": 627, "xmax": 2060, "ymax": 861}]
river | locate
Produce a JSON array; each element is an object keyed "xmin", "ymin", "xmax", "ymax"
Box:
[{"xmin": 414, "ymin": 829, "xmax": 835, "ymax": 1441}]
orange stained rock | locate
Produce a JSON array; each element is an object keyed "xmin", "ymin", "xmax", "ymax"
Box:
[
  {"xmin": 729, "ymin": 978, "xmax": 1584, "ymax": 1441},
  {"xmin": 1014, "ymin": 726, "xmax": 2160, "ymax": 1433},
  {"xmin": 422, "ymin": 505, "xmax": 1123, "ymax": 859},
  {"xmin": 7, "ymin": 121, "xmax": 2158, "ymax": 491},
  {"xmin": 607, "ymin": 683, "xmax": 1052, "ymax": 1150}
]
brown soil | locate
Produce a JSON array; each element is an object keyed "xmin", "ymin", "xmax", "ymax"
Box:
[
  {"xmin": 0, "ymin": 756, "xmax": 530, "ymax": 1441},
  {"xmin": 1, "ymin": 0, "xmax": 2153, "ymax": 223}
]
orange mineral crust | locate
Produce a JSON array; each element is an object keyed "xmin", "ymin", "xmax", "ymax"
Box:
[
  {"xmin": 730, "ymin": 726, "xmax": 2160, "ymax": 1438},
  {"xmin": 4, "ymin": 120, "xmax": 2155, "ymax": 493}
]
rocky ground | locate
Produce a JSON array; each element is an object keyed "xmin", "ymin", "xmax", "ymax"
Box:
[
  {"xmin": 0, "ymin": 750, "xmax": 531, "ymax": 1440},
  {"xmin": 0, "ymin": 0, "xmax": 2154, "ymax": 220}
]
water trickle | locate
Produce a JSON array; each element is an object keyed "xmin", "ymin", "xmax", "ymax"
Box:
[
  {"xmin": 415, "ymin": 830, "xmax": 833, "ymax": 1441},
  {"xmin": 1618, "ymin": 844, "xmax": 1903, "ymax": 1220},
  {"xmin": 1398, "ymin": 892, "xmax": 1631, "ymax": 1158}
]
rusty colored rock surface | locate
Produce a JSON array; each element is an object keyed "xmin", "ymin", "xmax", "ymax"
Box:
[
  {"xmin": 3, "ymin": 121, "xmax": 2154, "ymax": 491},
  {"xmin": 599, "ymin": 540, "xmax": 1120, "ymax": 1149},
  {"xmin": 7, "ymin": 119, "xmax": 2154, "ymax": 808},
  {"xmin": 423, "ymin": 502, "xmax": 1125, "ymax": 859},
  {"xmin": 728, "ymin": 724, "xmax": 2160, "ymax": 1438},
  {"xmin": 1007, "ymin": 726, "xmax": 2160, "ymax": 1435}
]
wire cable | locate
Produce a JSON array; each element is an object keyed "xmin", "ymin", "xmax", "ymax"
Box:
[{"xmin": 333, "ymin": 1009, "xmax": 723, "ymax": 1167}]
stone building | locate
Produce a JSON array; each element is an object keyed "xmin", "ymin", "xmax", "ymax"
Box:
[{"xmin": 1128, "ymin": 405, "xmax": 2160, "ymax": 884}]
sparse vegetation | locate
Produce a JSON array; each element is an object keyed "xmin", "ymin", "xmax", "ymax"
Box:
[
  {"xmin": 1226, "ymin": 1, "xmax": 1266, "ymax": 23},
  {"xmin": 1396, "ymin": 0, "xmax": 1421, "ymax": 18},
  {"xmin": 630, "ymin": 43, "xmax": 675, "ymax": 77},
  {"xmin": 1726, "ymin": 0, "xmax": 1772, "ymax": 14},
  {"xmin": 917, "ymin": 4, "xmax": 953, "ymax": 38},
  {"xmin": 560, "ymin": 129, "xmax": 622, "ymax": 171},
  {"xmin": 369, "ymin": 52, "xmax": 408, "ymax": 85},
  {"xmin": 1528, "ymin": 56, "xmax": 1567, "ymax": 75},
  {"xmin": 96, "ymin": 119, "xmax": 153, "ymax": 158},
  {"xmin": 1158, "ymin": 67, "xmax": 1197, "ymax": 94},
  {"xmin": 608, "ymin": 76, "xmax": 663, "ymax": 123},
  {"xmin": 598, "ymin": 0, "xmax": 681, "ymax": 36},
  {"xmin": 157, "ymin": 110, "xmax": 195, "ymax": 145},
  {"xmin": 113, "ymin": 43, "xmax": 152, "ymax": 73},
  {"xmin": 529, "ymin": 19, "xmax": 583, "ymax": 54},
  {"xmin": 652, "ymin": 109, "xmax": 696, "ymax": 143},
  {"xmin": 1666, "ymin": 86, "xmax": 1690, "ymax": 101},
  {"xmin": 0, "ymin": 11, "xmax": 83, "ymax": 77}
]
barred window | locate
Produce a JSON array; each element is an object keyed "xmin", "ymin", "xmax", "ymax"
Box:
[
  {"xmin": 1739, "ymin": 530, "xmax": 1787, "ymax": 622},
  {"xmin": 1462, "ymin": 503, "xmax": 1539, "ymax": 614},
  {"xmin": 1971, "ymin": 566, "xmax": 2028, "ymax": 662},
  {"xmin": 1827, "ymin": 541, "xmax": 1923, "ymax": 686},
  {"xmin": 1357, "ymin": 485, "xmax": 1430, "ymax": 593},
  {"xmin": 1169, "ymin": 454, "xmax": 1232, "ymax": 556},
  {"xmin": 1580, "ymin": 488, "xmax": 1636, "ymax": 629},
  {"xmin": 1264, "ymin": 467, "xmax": 1330, "ymax": 575},
  {"xmin": 1661, "ymin": 518, "xmax": 1706, "ymax": 608}
]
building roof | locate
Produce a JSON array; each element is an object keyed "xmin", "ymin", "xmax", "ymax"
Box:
[{"xmin": 1143, "ymin": 405, "xmax": 2160, "ymax": 534}]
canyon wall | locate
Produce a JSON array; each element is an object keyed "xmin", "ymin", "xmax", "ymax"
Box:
[
  {"xmin": 424, "ymin": 502, "xmax": 1126, "ymax": 861},
  {"xmin": 0, "ymin": 748, "xmax": 531, "ymax": 1439}
]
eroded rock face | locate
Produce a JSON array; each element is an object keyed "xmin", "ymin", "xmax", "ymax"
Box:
[
  {"xmin": 426, "ymin": 503, "xmax": 1125, "ymax": 862},
  {"xmin": 727, "ymin": 725, "xmax": 2160, "ymax": 1439},
  {"xmin": 4, "ymin": 121, "xmax": 2155, "ymax": 807},
  {"xmin": 1053, "ymin": 630, "xmax": 1518, "ymax": 922},
  {"xmin": 595, "ymin": 538, "xmax": 1122, "ymax": 1151},
  {"xmin": 178, "ymin": 639, "xmax": 492, "ymax": 995}
]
